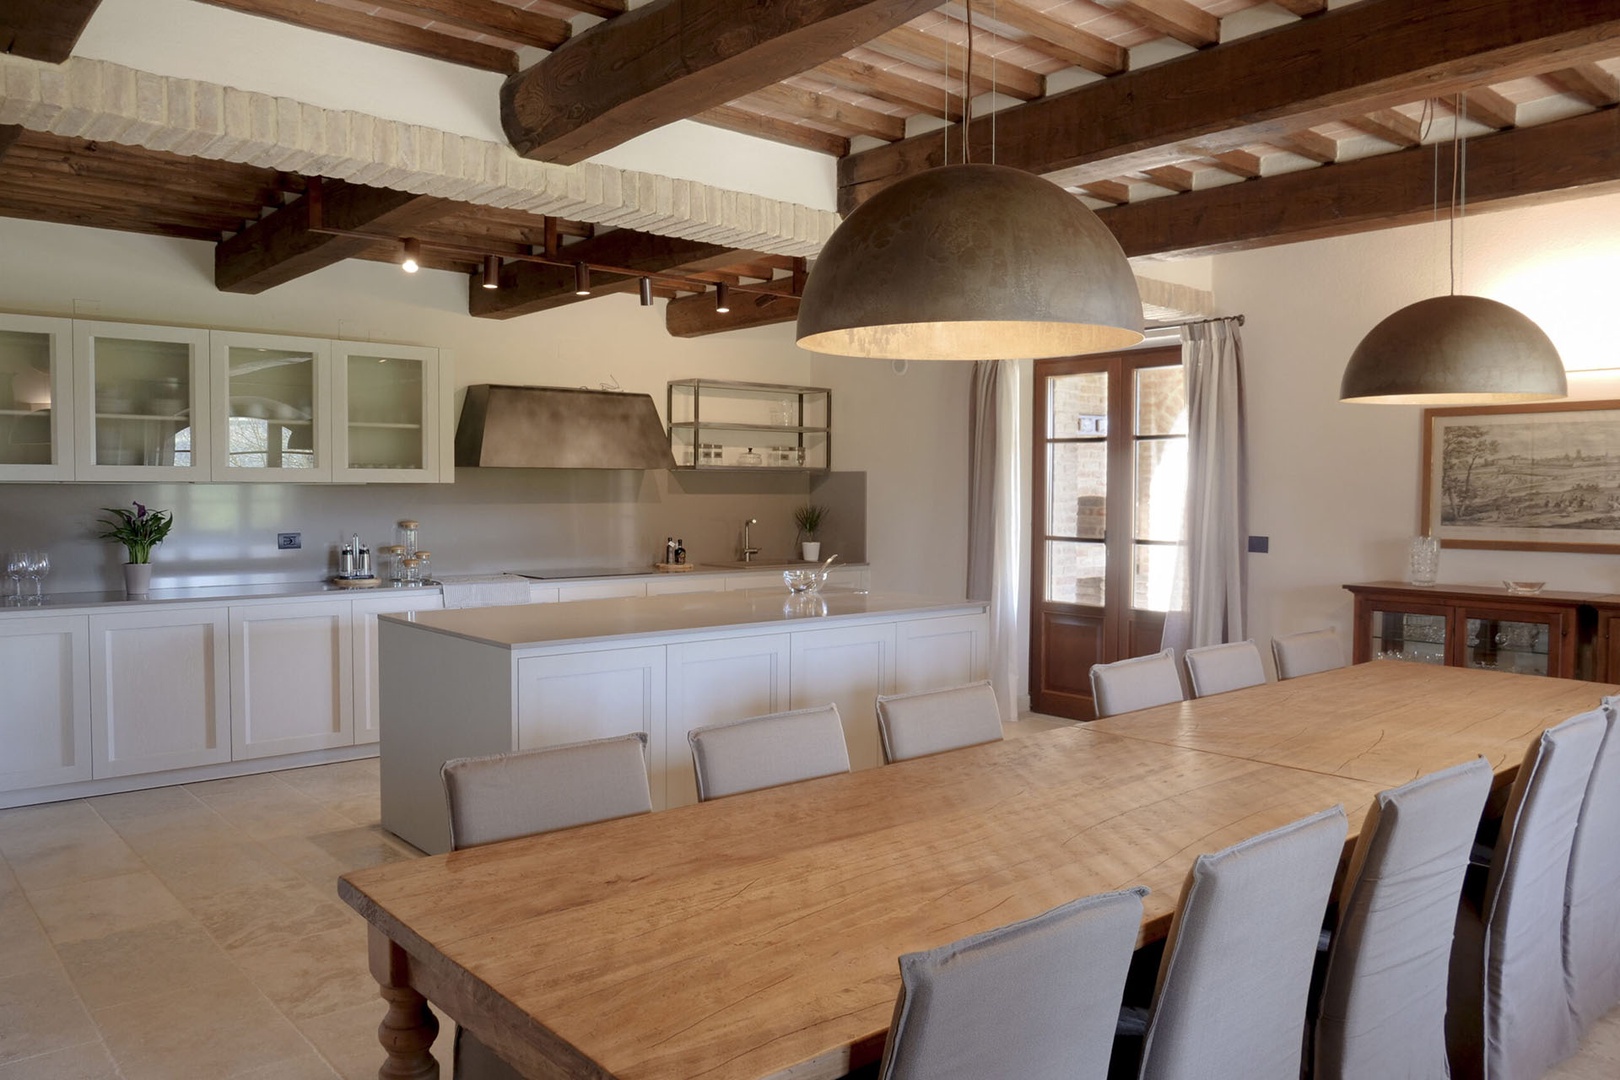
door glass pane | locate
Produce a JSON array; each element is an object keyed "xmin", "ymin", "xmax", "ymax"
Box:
[
  {"xmin": 1047, "ymin": 541, "xmax": 1105, "ymax": 605},
  {"xmin": 1369, "ymin": 609, "xmax": 1447, "ymax": 664},
  {"xmin": 1464, "ymin": 617, "xmax": 1549, "ymax": 675},
  {"xmin": 1135, "ymin": 365, "xmax": 1188, "ymax": 436},
  {"xmin": 1049, "ymin": 442, "xmax": 1107, "ymax": 538},
  {"xmin": 1132, "ymin": 544, "xmax": 1180, "ymax": 611},
  {"xmin": 0, "ymin": 329, "xmax": 56, "ymax": 467},
  {"xmin": 347, "ymin": 354, "xmax": 423, "ymax": 470},
  {"xmin": 1134, "ymin": 439, "xmax": 1187, "ymax": 541},
  {"xmin": 224, "ymin": 346, "xmax": 317, "ymax": 471},
  {"xmin": 1048, "ymin": 371, "xmax": 1108, "ymax": 438},
  {"xmin": 92, "ymin": 337, "xmax": 193, "ymax": 468}
]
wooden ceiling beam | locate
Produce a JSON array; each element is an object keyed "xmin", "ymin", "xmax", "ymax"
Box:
[
  {"xmin": 1, "ymin": 0, "xmax": 102, "ymax": 63},
  {"xmin": 193, "ymin": 0, "xmax": 518, "ymax": 73},
  {"xmin": 0, "ymin": 199, "xmax": 224, "ymax": 242},
  {"xmin": 839, "ymin": 0, "xmax": 1620, "ymax": 213},
  {"xmin": 0, "ymin": 126, "xmax": 22, "ymax": 163},
  {"xmin": 866, "ymin": 25, "xmax": 1044, "ymax": 100},
  {"xmin": 1345, "ymin": 108, "xmax": 1423, "ymax": 147},
  {"xmin": 1546, "ymin": 63, "xmax": 1620, "ymax": 107},
  {"xmin": 363, "ymin": 0, "xmax": 571, "ymax": 51},
  {"xmin": 1273, "ymin": 132, "xmax": 1337, "ymax": 163},
  {"xmin": 976, "ymin": 0, "xmax": 1126, "ymax": 76},
  {"xmin": 666, "ymin": 291, "xmax": 798, "ymax": 337},
  {"xmin": 501, "ymin": 0, "xmax": 942, "ymax": 163},
  {"xmin": 1106, "ymin": 0, "xmax": 1219, "ymax": 49},
  {"xmin": 1098, "ymin": 105, "xmax": 1620, "ymax": 259},
  {"xmin": 1462, "ymin": 87, "xmax": 1519, "ymax": 130},
  {"xmin": 215, "ymin": 179, "xmax": 453, "ymax": 294},
  {"xmin": 742, "ymin": 84, "xmax": 905, "ymax": 141},
  {"xmin": 814, "ymin": 56, "xmax": 965, "ymax": 123},
  {"xmin": 1269, "ymin": 0, "xmax": 1328, "ymax": 15},
  {"xmin": 470, "ymin": 231, "xmax": 749, "ymax": 319},
  {"xmin": 540, "ymin": 0, "xmax": 626, "ymax": 18},
  {"xmin": 694, "ymin": 106, "xmax": 850, "ymax": 156}
]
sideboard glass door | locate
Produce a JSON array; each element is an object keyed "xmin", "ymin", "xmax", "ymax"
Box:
[{"xmin": 1367, "ymin": 607, "xmax": 1449, "ymax": 665}]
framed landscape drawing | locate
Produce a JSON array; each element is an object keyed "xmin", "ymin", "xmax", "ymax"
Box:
[{"xmin": 1422, "ymin": 400, "xmax": 1620, "ymax": 553}]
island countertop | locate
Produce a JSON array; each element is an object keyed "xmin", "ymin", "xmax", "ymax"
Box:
[{"xmin": 381, "ymin": 587, "xmax": 984, "ymax": 651}]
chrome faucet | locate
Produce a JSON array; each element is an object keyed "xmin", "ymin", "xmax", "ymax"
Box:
[{"xmin": 741, "ymin": 518, "xmax": 760, "ymax": 563}]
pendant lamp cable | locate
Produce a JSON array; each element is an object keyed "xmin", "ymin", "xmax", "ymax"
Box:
[{"xmin": 963, "ymin": 0, "xmax": 974, "ymax": 164}]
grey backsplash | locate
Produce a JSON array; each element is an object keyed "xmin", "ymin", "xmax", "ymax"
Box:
[{"xmin": 0, "ymin": 469, "xmax": 867, "ymax": 592}]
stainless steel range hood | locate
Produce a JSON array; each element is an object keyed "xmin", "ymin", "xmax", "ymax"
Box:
[{"xmin": 454, "ymin": 384, "xmax": 675, "ymax": 470}]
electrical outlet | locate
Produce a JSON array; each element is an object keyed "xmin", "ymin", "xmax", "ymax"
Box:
[
  {"xmin": 277, "ymin": 532, "xmax": 302, "ymax": 550},
  {"xmin": 1247, "ymin": 535, "xmax": 1270, "ymax": 554}
]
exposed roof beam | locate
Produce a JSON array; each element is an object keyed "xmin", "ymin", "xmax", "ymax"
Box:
[
  {"xmin": 1099, "ymin": 106, "xmax": 1620, "ymax": 259},
  {"xmin": 866, "ymin": 25, "xmax": 1044, "ymax": 100},
  {"xmin": 1, "ymin": 0, "xmax": 101, "ymax": 63},
  {"xmin": 363, "ymin": 0, "xmax": 570, "ymax": 51},
  {"xmin": 1104, "ymin": 0, "xmax": 1218, "ymax": 49},
  {"xmin": 976, "ymin": 0, "xmax": 1126, "ymax": 76},
  {"xmin": 0, "ymin": 125, "xmax": 22, "ymax": 162},
  {"xmin": 1463, "ymin": 87, "xmax": 1519, "ymax": 129},
  {"xmin": 501, "ymin": 0, "xmax": 942, "ymax": 163},
  {"xmin": 814, "ymin": 56, "xmax": 965, "ymax": 122},
  {"xmin": 543, "ymin": 0, "xmax": 626, "ymax": 17},
  {"xmin": 694, "ymin": 106, "xmax": 850, "ymax": 156},
  {"xmin": 666, "ymin": 291, "xmax": 799, "ymax": 337},
  {"xmin": 743, "ymin": 84, "xmax": 906, "ymax": 141},
  {"xmin": 215, "ymin": 179, "xmax": 453, "ymax": 294},
  {"xmin": 193, "ymin": 0, "xmax": 518, "ymax": 73},
  {"xmin": 470, "ymin": 231, "xmax": 748, "ymax": 319},
  {"xmin": 1546, "ymin": 63, "xmax": 1620, "ymax": 107},
  {"xmin": 839, "ymin": 0, "xmax": 1620, "ymax": 213}
]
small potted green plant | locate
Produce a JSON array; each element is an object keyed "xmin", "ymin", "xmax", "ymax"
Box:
[
  {"xmin": 97, "ymin": 501, "xmax": 174, "ymax": 597},
  {"xmin": 794, "ymin": 503, "xmax": 827, "ymax": 562}
]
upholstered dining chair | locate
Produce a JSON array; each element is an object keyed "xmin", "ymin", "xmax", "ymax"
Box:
[
  {"xmin": 1566, "ymin": 699, "xmax": 1620, "ymax": 1035},
  {"xmin": 440, "ymin": 731, "xmax": 655, "ymax": 1079},
  {"xmin": 875, "ymin": 680, "xmax": 1004, "ymax": 764},
  {"xmin": 1136, "ymin": 805, "xmax": 1349, "ymax": 1080},
  {"xmin": 1089, "ymin": 648, "xmax": 1183, "ymax": 719},
  {"xmin": 1446, "ymin": 709, "xmax": 1608, "ymax": 1080},
  {"xmin": 1183, "ymin": 640, "xmax": 1267, "ymax": 698},
  {"xmin": 877, "ymin": 887, "xmax": 1147, "ymax": 1080},
  {"xmin": 1271, "ymin": 627, "xmax": 1347, "ymax": 680},
  {"xmin": 1314, "ymin": 757, "xmax": 1494, "ymax": 1080},
  {"xmin": 688, "ymin": 703, "xmax": 850, "ymax": 801}
]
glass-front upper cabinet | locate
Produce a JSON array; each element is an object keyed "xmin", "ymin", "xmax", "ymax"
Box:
[
  {"xmin": 0, "ymin": 314, "xmax": 74, "ymax": 481},
  {"xmin": 331, "ymin": 342, "xmax": 443, "ymax": 483},
  {"xmin": 72, "ymin": 322, "xmax": 211, "ymax": 481},
  {"xmin": 210, "ymin": 332, "xmax": 331, "ymax": 482}
]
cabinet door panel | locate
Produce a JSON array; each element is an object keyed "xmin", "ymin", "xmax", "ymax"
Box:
[
  {"xmin": 331, "ymin": 342, "xmax": 442, "ymax": 483},
  {"xmin": 790, "ymin": 624, "xmax": 895, "ymax": 773},
  {"xmin": 91, "ymin": 608, "xmax": 230, "ymax": 776},
  {"xmin": 230, "ymin": 602, "xmax": 353, "ymax": 758},
  {"xmin": 665, "ymin": 635, "xmax": 792, "ymax": 809},
  {"xmin": 515, "ymin": 646, "xmax": 663, "ymax": 773},
  {"xmin": 0, "ymin": 617, "xmax": 91, "ymax": 790},
  {"xmin": 210, "ymin": 331, "xmax": 331, "ymax": 482},
  {"xmin": 895, "ymin": 614, "xmax": 988, "ymax": 694},
  {"xmin": 0, "ymin": 314, "xmax": 74, "ymax": 481},
  {"xmin": 73, "ymin": 322, "xmax": 212, "ymax": 481}
]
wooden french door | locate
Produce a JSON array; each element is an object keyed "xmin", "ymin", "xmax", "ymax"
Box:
[{"xmin": 1030, "ymin": 348, "xmax": 1186, "ymax": 720}]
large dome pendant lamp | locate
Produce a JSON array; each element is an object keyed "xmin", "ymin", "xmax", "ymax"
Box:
[
  {"xmin": 1340, "ymin": 97, "xmax": 1565, "ymax": 404},
  {"xmin": 795, "ymin": 1, "xmax": 1143, "ymax": 361}
]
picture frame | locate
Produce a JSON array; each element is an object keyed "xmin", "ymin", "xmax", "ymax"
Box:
[{"xmin": 1422, "ymin": 399, "xmax": 1620, "ymax": 554}]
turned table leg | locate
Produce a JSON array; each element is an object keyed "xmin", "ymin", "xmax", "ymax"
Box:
[{"xmin": 369, "ymin": 927, "xmax": 440, "ymax": 1080}]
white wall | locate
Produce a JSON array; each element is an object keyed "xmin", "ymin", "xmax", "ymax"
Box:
[{"xmin": 1215, "ymin": 189, "xmax": 1620, "ymax": 653}]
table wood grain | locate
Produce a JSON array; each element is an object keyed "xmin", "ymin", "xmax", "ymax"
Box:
[{"xmin": 1088, "ymin": 660, "xmax": 1613, "ymax": 790}]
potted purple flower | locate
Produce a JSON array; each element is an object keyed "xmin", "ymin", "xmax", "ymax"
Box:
[{"xmin": 96, "ymin": 501, "xmax": 174, "ymax": 597}]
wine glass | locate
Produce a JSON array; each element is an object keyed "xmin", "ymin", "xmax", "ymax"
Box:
[
  {"xmin": 24, "ymin": 549, "xmax": 49, "ymax": 599},
  {"xmin": 4, "ymin": 552, "xmax": 23, "ymax": 601}
]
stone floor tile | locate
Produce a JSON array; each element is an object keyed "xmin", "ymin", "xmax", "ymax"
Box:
[
  {"xmin": 0, "ymin": 965, "xmax": 99, "ymax": 1067},
  {"xmin": 297, "ymin": 1000, "xmax": 453, "ymax": 1080},
  {"xmin": 56, "ymin": 917, "xmax": 237, "ymax": 1010},
  {"xmin": 140, "ymin": 833, "xmax": 295, "ymax": 903},
  {"xmin": 230, "ymin": 919, "xmax": 378, "ymax": 1022},
  {"xmin": 0, "ymin": 1039, "xmax": 120, "ymax": 1079},
  {"xmin": 93, "ymin": 974, "xmax": 311, "ymax": 1080},
  {"xmin": 196, "ymin": 876, "xmax": 357, "ymax": 952},
  {"xmin": 0, "ymin": 888, "xmax": 60, "ymax": 978},
  {"xmin": 0, "ymin": 803, "xmax": 144, "ymax": 892},
  {"xmin": 29, "ymin": 869, "xmax": 190, "ymax": 947},
  {"xmin": 229, "ymin": 1046, "xmax": 344, "ymax": 1078}
]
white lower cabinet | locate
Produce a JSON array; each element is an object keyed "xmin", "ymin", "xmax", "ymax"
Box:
[
  {"xmin": 0, "ymin": 616, "xmax": 91, "ymax": 791},
  {"xmin": 229, "ymin": 601, "xmax": 353, "ymax": 759},
  {"xmin": 790, "ymin": 624, "xmax": 895, "ymax": 773},
  {"xmin": 91, "ymin": 607, "xmax": 231, "ymax": 777},
  {"xmin": 516, "ymin": 645, "xmax": 664, "ymax": 757},
  {"xmin": 352, "ymin": 592, "xmax": 444, "ymax": 745},
  {"xmin": 895, "ymin": 614, "xmax": 989, "ymax": 693},
  {"xmin": 664, "ymin": 634, "xmax": 792, "ymax": 808}
]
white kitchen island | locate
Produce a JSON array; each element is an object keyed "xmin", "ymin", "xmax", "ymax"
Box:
[{"xmin": 377, "ymin": 588, "xmax": 989, "ymax": 853}]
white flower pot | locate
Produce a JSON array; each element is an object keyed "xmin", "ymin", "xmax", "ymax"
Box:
[
  {"xmin": 123, "ymin": 563, "xmax": 153, "ymax": 598},
  {"xmin": 801, "ymin": 541, "xmax": 821, "ymax": 562}
]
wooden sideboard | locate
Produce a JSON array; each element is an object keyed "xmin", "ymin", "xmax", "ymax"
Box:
[{"xmin": 1345, "ymin": 581, "xmax": 1620, "ymax": 683}]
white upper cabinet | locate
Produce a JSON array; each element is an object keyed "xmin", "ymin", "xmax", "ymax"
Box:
[
  {"xmin": 73, "ymin": 321, "xmax": 212, "ymax": 482},
  {"xmin": 210, "ymin": 331, "xmax": 333, "ymax": 482},
  {"xmin": 0, "ymin": 313, "xmax": 75, "ymax": 481},
  {"xmin": 331, "ymin": 341, "xmax": 449, "ymax": 483}
]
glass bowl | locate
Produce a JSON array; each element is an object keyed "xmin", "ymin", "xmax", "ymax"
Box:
[
  {"xmin": 783, "ymin": 569, "xmax": 822, "ymax": 594},
  {"xmin": 1503, "ymin": 580, "xmax": 1546, "ymax": 595}
]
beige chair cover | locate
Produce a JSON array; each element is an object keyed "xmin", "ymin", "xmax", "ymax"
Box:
[
  {"xmin": 441, "ymin": 731, "xmax": 652, "ymax": 850},
  {"xmin": 876, "ymin": 680, "xmax": 1004, "ymax": 764},
  {"xmin": 1271, "ymin": 627, "xmax": 1347, "ymax": 680},
  {"xmin": 1447, "ymin": 709, "xmax": 1607, "ymax": 1080},
  {"xmin": 1140, "ymin": 804, "xmax": 1349, "ymax": 1080},
  {"xmin": 1566, "ymin": 700, "xmax": 1620, "ymax": 1033},
  {"xmin": 440, "ymin": 731, "xmax": 654, "ymax": 1078},
  {"xmin": 1183, "ymin": 640, "xmax": 1267, "ymax": 698},
  {"xmin": 1315, "ymin": 757, "xmax": 1493, "ymax": 1080},
  {"xmin": 1089, "ymin": 648, "xmax": 1183, "ymax": 719},
  {"xmin": 688, "ymin": 703, "xmax": 850, "ymax": 801},
  {"xmin": 878, "ymin": 888, "xmax": 1147, "ymax": 1080}
]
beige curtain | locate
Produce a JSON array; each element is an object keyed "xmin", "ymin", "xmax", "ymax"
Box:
[
  {"xmin": 1164, "ymin": 318, "xmax": 1248, "ymax": 652},
  {"xmin": 967, "ymin": 360, "xmax": 1021, "ymax": 722}
]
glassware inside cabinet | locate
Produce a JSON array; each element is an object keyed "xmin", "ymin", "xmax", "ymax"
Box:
[
  {"xmin": 1463, "ymin": 617, "xmax": 1550, "ymax": 675},
  {"xmin": 1369, "ymin": 609, "xmax": 1447, "ymax": 664},
  {"xmin": 89, "ymin": 335, "xmax": 196, "ymax": 468},
  {"xmin": 0, "ymin": 328, "xmax": 58, "ymax": 468},
  {"xmin": 220, "ymin": 344, "xmax": 319, "ymax": 472}
]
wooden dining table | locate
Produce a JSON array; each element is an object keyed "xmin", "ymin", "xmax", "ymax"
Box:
[{"xmin": 338, "ymin": 661, "xmax": 1612, "ymax": 1080}]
